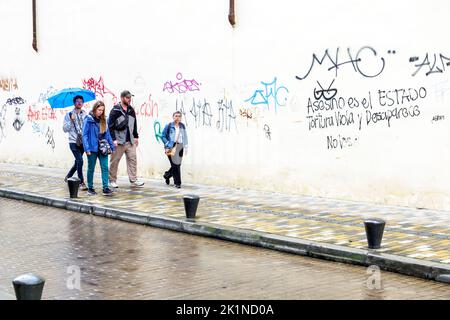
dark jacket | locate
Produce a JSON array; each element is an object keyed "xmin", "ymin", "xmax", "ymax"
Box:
[
  {"xmin": 82, "ymin": 113, "xmax": 115, "ymax": 154},
  {"xmin": 107, "ymin": 103, "xmax": 139, "ymax": 145}
]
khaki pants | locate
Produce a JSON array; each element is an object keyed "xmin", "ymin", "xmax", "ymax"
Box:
[{"xmin": 109, "ymin": 142, "xmax": 137, "ymax": 183}]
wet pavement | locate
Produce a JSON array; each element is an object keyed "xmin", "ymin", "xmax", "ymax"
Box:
[
  {"xmin": 0, "ymin": 163, "xmax": 449, "ymax": 266},
  {"xmin": 0, "ymin": 198, "xmax": 449, "ymax": 299}
]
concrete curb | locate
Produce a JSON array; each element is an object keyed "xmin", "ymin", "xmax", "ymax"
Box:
[{"xmin": 1, "ymin": 187, "xmax": 449, "ymax": 284}]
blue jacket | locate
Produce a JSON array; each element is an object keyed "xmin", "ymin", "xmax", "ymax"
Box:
[
  {"xmin": 161, "ymin": 122, "xmax": 188, "ymax": 149},
  {"xmin": 82, "ymin": 114, "xmax": 115, "ymax": 154}
]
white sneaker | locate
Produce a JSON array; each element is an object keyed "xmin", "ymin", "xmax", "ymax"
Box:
[
  {"xmin": 109, "ymin": 181, "xmax": 119, "ymax": 188},
  {"xmin": 130, "ymin": 180, "xmax": 145, "ymax": 187}
]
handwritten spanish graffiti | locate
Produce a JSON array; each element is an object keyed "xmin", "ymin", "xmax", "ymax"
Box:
[
  {"xmin": 296, "ymin": 47, "xmax": 386, "ymax": 80},
  {"xmin": 27, "ymin": 105, "xmax": 57, "ymax": 122},
  {"xmin": 163, "ymin": 73, "xmax": 201, "ymax": 94},
  {"xmin": 0, "ymin": 77, "xmax": 19, "ymax": 91},
  {"xmin": 245, "ymin": 77, "xmax": 289, "ymax": 112},
  {"xmin": 327, "ymin": 135, "xmax": 358, "ymax": 150},
  {"xmin": 306, "ymin": 86, "xmax": 427, "ymax": 149},
  {"xmin": 306, "ymin": 87, "xmax": 425, "ymax": 131},
  {"xmin": 82, "ymin": 76, "xmax": 117, "ymax": 103},
  {"xmin": 410, "ymin": 53, "xmax": 450, "ymax": 77}
]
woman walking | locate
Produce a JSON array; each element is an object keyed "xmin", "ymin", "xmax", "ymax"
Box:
[
  {"xmin": 161, "ymin": 111, "xmax": 188, "ymax": 188},
  {"xmin": 82, "ymin": 101, "xmax": 116, "ymax": 196}
]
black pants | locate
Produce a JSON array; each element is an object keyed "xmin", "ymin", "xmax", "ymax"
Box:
[
  {"xmin": 67, "ymin": 143, "xmax": 85, "ymax": 182},
  {"xmin": 164, "ymin": 147, "xmax": 184, "ymax": 186}
]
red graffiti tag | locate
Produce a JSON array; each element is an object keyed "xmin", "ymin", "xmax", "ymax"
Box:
[{"xmin": 82, "ymin": 76, "xmax": 117, "ymax": 103}]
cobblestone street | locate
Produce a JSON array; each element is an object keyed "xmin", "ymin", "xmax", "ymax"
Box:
[{"xmin": 1, "ymin": 199, "xmax": 449, "ymax": 299}]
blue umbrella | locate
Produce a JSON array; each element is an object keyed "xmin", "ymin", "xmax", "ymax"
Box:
[{"xmin": 47, "ymin": 88, "xmax": 96, "ymax": 109}]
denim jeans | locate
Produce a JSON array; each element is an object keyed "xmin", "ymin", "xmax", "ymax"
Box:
[
  {"xmin": 87, "ymin": 152, "xmax": 109, "ymax": 190},
  {"xmin": 67, "ymin": 143, "xmax": 84, "ymax": 183}
]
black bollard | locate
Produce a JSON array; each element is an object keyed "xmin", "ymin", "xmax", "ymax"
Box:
[
  {"xmin": 183, "ymin": 195, "xmax": 200, "ymax": 219},
  {"xmin": 67, "ymin": 177, "xmax": 80, "ymax": 198},
  {"xmin": 12, "ymin": 273, "xmax": 45, "ymax": 300},
  {"xmin": 364, "ymin": 218, "xmax": 386, "ymax": 249}
]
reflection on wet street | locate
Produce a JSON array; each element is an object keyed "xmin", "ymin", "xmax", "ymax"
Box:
[{"xmin": 0, "ymin": 198, "xmax": 449, "ymax": 299}]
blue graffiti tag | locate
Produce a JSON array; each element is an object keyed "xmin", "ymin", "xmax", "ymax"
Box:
[{"xmin": 245, "ymin": 77, "xmax": 289, "ymax": 112}]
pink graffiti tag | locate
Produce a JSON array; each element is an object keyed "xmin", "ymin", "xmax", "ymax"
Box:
[
  {"xmin": 163, "ymin": 73, "xmax": 201, "ymax": 94},
  {"xmin": 82, "ymin": 76, "xmax": 117, "ymax": 103}
]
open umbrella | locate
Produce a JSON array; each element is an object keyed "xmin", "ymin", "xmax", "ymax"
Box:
[{"xmin": 47, "ymin": 88, "xmax": 96, "ymax": 109}]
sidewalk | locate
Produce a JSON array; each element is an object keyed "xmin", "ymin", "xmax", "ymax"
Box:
[{"xmin": 1, "ymin": 162, "xmax": 450, "ymax": 284}]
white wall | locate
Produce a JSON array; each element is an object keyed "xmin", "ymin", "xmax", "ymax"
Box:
[{"xmin": 1, "ymin": 0, "xmax": 449, "ymax": 210}]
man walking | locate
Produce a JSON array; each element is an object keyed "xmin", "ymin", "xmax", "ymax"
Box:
[
  {"xmin": 108, "ymin": 90, "xmax": 145, "ymax": 188},
  {"xmin": 63, "ymin": 95, "xmax": 88, "ymax": 190}
]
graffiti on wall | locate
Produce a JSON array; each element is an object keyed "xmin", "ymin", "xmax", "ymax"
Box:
[
  {"xmin": 306, "ymin": 86, "xmax": 426, "ymax": 149},
  {"xmin": 82, "ymin": 76, "xmax": 117, "ymax": 104},
  {"xmin": 38, "ymin": 86, "xmax": 58, "ymax": 104},
  {"xmin": 27, "ymin": 104, "xmax": 58, "ymax": 122},
  {"xmin": 136, "ymin": 94, "xmax": 159, "ymax": 118},
  {"xmin": 245, "ymin": 77, "xmax": 289, "ymax": 112},
  {"xmin": 0, "ymin": 104, "xmax": 6, "ymax": 143},
  {"xmin": 0, "ymin": 77, "xmax": 19, "ymax": 92},
  {"xmin": 296, "ymin": 47, "xmax": 388, "ymax": 80},
  {"xmin": 175, "ymin": 96, "xmax": 238, "ymax": 133},
  {"xmin": 410, "ymin": 53, "xmax": 450, "ymax": 77},
  {"xmin": 31, "ymin": 121, "xmax": 56, "ymax": 150},
  {"xmin": 163, "ymin": 73, "xmax": 201, "ymax": 94}
]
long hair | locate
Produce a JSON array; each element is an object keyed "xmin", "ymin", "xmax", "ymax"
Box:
[{"xmin": 92, "ymin": 101, "xmax": 107, "ymax": 133}]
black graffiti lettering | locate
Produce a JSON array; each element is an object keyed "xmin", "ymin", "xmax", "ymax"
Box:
[
  {"xmin": 6, "ymin": 97, "xmax": 25, "ymax": 105},
  {"xmin": 313, "ymin": 79, "xmax": 337, "ymax": 100},
  {"xmin": 216, "ymin": 98, "xmax": 237, "ymax": 132},
  {"xmin": 263, "ymin": 124, "xmax": 271, "ymax": 140},
  {"xmin": 419, "ymin": 87, "xmax": 427, "ymax": 98},
  {"xmin": 354, "ymin": 46, "xmax": 386, "ymax": 78},
  {"xmin": 297, "ymin": 47, "xmax": 386, "ymax": 80},
  {"xmin": 411, "ymin": 53, "xmax": 450, "ymax": 77},
  {"xmin": 378, "ymin": 88, "xmax": 427, "ymax": 107},
  {"xmin": 327, "ymin": 135, "xmax": 358, "ymax": 150}
]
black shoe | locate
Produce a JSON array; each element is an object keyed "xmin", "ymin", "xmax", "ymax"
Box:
[
  {"xmin": 174, "ymin": 185, "xmax": 181, "ymax": 189},
  {"xmin": 87, "ymin": 188, "xmax": 97, "ymax": 196},
  {"xmin": 164, "ymin": 174, "xmax": 170, "ymax": 185},
  {"xmin": 103, "ymin": 188, "xmax": 114, "ymax": 196}
]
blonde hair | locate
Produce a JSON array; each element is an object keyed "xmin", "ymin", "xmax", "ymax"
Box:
[{"xmin": 92, "ymin": 101, "xmax": 107, "ymax": 133}]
